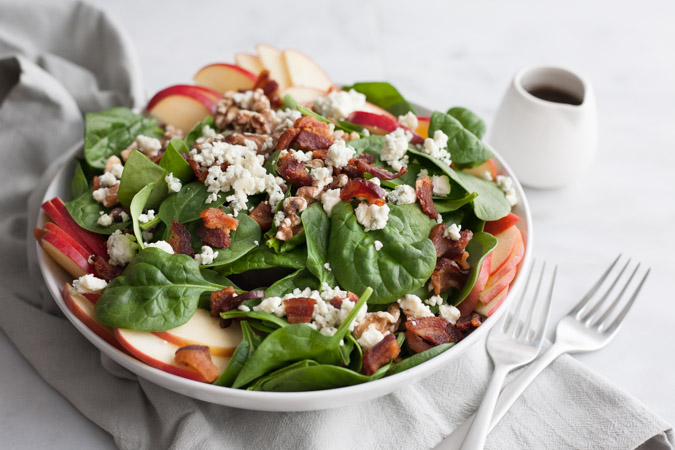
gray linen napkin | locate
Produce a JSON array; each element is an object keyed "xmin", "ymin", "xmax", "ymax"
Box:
[{"xmin": 0, "ymin": 1, "xmax": 672, "ymax": 449}]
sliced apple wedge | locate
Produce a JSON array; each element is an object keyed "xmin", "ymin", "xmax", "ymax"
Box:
[
  {"xmin": 358, "ymin": 102, "xmax": 397, "ymax": 120},
  {"xmin": 43, "ymin": 222, "xmax": 91, "ymax": 261},
  {"xmin": 475, "ymin": 286, "xmax": 509, "ymax": 317},
  {"xmin": 458, "ymin": 253, "xmax": 493, "ymax": 316},
  {"xmin": 416, "ymin": 116, "xmax": 430, "ymax": 138},
  {"xmin": 281, "ymin": 86, "xmax": 328, "ymax": 106},
  {"xmin": 146, "ymin": 85, "xmax": 220, "ymax": 133},
  {"xmin": 283, "ymin": 49, "xmax": 334, "ymax": 91},
  {"xmin": 194, "ymin": 63, "xmax": 257, "ymax": 95},
  {"xmin": 347, "ymin": 111, "xmax": 423, "ymax": 144},
  {"xmin": 489, "ymin": 225, "xmax": 523, "ymax": 276},
  {"xmin": 44, "ymin": 198, "xmax": 108, "ymax": 260},
  {"xmin": 484, "ymin": 212, "xmax": 522, "ymax": 236},
  {"xmin": 478, "ymin": 267, "xmax": 517, "ymax": 305},
  {"xmin": 153, "ymin": 308, "xmax": 242, "ymax": 357},
  {"xmin": 256, "ymin": 44, "xmax": 291, "ymax": 91},
  {"xmin": 114, "ymin": 328, "xmax": 230, "ymax": 383},
  {"xmin": 235, "ymin": 53, "xmax": 264, "ymax": 76},
  {"xmin": 463, "ymin": 158, "xmax": 498, "ymax": 181},
  {"xmin": 35, "ymin": 227, "xmax": 92, "ymax": 278}
]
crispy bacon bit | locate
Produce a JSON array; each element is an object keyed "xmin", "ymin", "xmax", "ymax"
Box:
[
  {"xmin": 103, "ymin": 184, "xmax": 119, "ymax": 208},
  {"xmin": 362, "ymin": 334, "xmax": 401, "ymax": 375},
  {"xmin": 168, "ymin": 220, "xmax": 195, "ymax": 257},
  {"xmin": 283, "ymin": 297, "xmax": 317, "ymax": 324},
  {"xmin": 92, "ymin": 176, "xmax": 100, "ymax": 191},
  {"xmin": 340, "ymin": 178, "xmax": 386, "ymax": 206},
  {"xmin": 253, "ymin": 70, "xmax": 282, "ymax": 109},
  {"xmin": 187, "ymin": 157, "xmax": 210, "ymax": 182},
  {"xmin": 293, "ymin": 130, "xmax": 333, "ymax": 151},
  {"xmin": 455, "ymin": 312, "xmax": 484, "ymax": 332},
  {"xmin": 197, "ymin": 225, "xmax": 231, "ymax": 249},
  {"xmin": 249, "ymin": 201, "xmax": 273, "ymax": 231},
  {"xmin": 91, "ymin": 255, "xmax": 122, "ymax": 282},
  {"xmin": 200, "ymin": 208, "xmax": 238, "ymax": 231},
  {"xmin": 431, "ymin": 257, "xmax": 469, "ymax": 295},
  {"xmin": 209, "ymin": 286, "xmax": 238, "ymax": 317},
  {"xmin": 354, "ymin": 304, "xmax": 401, "ymax": 339},
  {"xmin": 275, "ymin": 128, "xmax": 300, "ymax": 150},
  {"xmin": 405, "ymin": 317, "xmax": 463, "ymax": 354},
  {"xmin": 277, "ymin": 152, "xmax": 313, "ymax": 187},
  {"xmin": 174, "ymin": 345, "xmax": 219, "ymax": 383},
  {"xmin": 429, "ymin": 224, "xmax": 473, "ymax": 260},
  {"xmin": 416, "ymin": 176, "xmax": 438, "ymax": 220},
  {"xmin": 405, "ymin": 330, "xmax": 434, "ymax": 353},
  {"xmin": 329, "ymin": 292, "xmax": 359, "ymax": 309},
  {"xmin": 312, "ymin": 149, "xmax": 328, "ymax": 160},
  {"xmin": 294, "ymin": 115, "xmax": 333, "ymax": 139},
  {"xmin": 353, "ymin": 158, "xmax": 407, "ymax": 180}
]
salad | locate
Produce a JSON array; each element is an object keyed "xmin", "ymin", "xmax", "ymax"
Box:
[{"xmin": 35, "ymin": 47, "xmax": 524, "ymax": 391}]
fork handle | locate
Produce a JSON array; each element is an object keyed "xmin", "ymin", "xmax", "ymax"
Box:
[
  {"xmin": 436, "ymin": 342, "xmax": 569, "ymax": 449},
  {"xmin": 459, "ymin": 364, "xmax": 512, "ymax": 450}
]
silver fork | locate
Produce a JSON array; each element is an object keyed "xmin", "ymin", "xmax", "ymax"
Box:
[
  {"xmin": 460, "ymin": 261, "xmax": 556, "ymax": 450},
  {"xmin": 438, "ymin": 255, "xmax": 651, "ymax": 449}
]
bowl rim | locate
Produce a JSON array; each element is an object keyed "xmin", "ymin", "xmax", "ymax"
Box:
[{"xmin": 35, "ymin": 112, "xmax": 533, "ymax": 412}]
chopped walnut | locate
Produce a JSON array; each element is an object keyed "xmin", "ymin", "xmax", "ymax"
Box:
[
  {"xmin": 353, "ymin": 304, "xmax": 401, "ymax": 339},
  {"xmin": 104, "ymin": 155, "xmax": 122, "ymax": 173},
  {"xmin": 214, "ymin": 89, "xmax": 276, "ymax": 134},
  {"xmin": 103, "ymin": 184, "xmax": 119, "ymax": 208},
  {"xmin": 275, "ymin": 213, "xmax": 302, "ymax": 241},
  {"xmin": 283, "ymin": 197, "xmax": 308, "ymax": 215},
  {"xmin": 297, "ymin": 186, "xmax": 323, "ymax": 202},
  {"xmin": 328, "ymin": 173, "xmax": 349, "ymax": 189}
]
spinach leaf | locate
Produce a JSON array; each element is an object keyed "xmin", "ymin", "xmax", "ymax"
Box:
[
  {"xmin": 94, "ymin": 248, "xmax": 223, "ymax": 331},
  {"xmin": 282, "ymin": 94, "xmax": 298, "ymax": 110},
  {"xmin": 200, "ymin": 214, "xmax": 261, "ymax": 267},
  {"xmin": 447, "ymin": 107, "xmax": 486, "ymax": 139},
  {"xmin": 232, "ymin": 287, "xmax": 372, "ymax": 388},
  {"xmin": 328, "ymin": 203, "xmax": 436, "ymax": 304},
  {"xmin": 450, "ymin": 231, "xmax": 497, "ymax": 305},
  {"xmin": 159, "ymin": 138, "xmax": 193, "ymax": 182},
  {"xmin": 214, "ymin": 321, "xmax": 259, "ymax": 387},
  {"xmin": 65, "ymin": 192, "xmax": 129, "ymax": 235},
  {"xmin": 428, "ymin": 111, "xmax": 493, "ymax": 166},
  {"xmin": 217, "ymin": 246, "xmax": 307, "ymax": 276},
  {"xmin": 220, "ymin": 310, "xmax": 289, "ymax": 329},
  {"xmin": 265, "ymin": 269, "xmax": 320, "ymax": 298},
  {"xmin": 297, "ymin": 105, "xmax": 332, "ymax": 124},
  {"xmin": 130, "ymin": 183, "xmax": 155, "ymax": 249},
  {"xmin": 301, "ymin": 203, "xmax": 336, "ymax": 285},
  {"xmin": 71, "ymin": 160, "xmax": 89, "ymax": 199},
  {"xmin": 387, "ymin": 343, "xmax": 454, "ymax": 376},
  {"xmin": 158, "ymin": 181, "xmax": 225, "ymax": 226},
  {"xmin": 84, "ymin": 108, "xmax": 162, "ymax": 169},
  {"xmin": 118, "ymin": 150, "xmax": 168, "ymax": 209},
  {"xmin": 297, "ymin": 106, "xmax": 361, "ymax": 133},
  {"xmin": 264, "ymin": 150, "xmax": 281, "ymax": 176},
  {"xmin": 434, "ymin": 192, "xmax": 478, "ymax": 213},
  {"xmin": 266, "ymin": 231, "xmax": 306, "ymax": 254},
  {"xmin": 407, "ymin": 146, "xmax": 510, "ymax": 221},
  {"xmin": 342, "ymin": 82, "xmax": 415, "ymax": 116},
  {"xmin": 198, "ymin": 269, "xmax": 241, "ymax": 309},
  {"xmin": 184, "ymin": 116, "xmax": 215, "ymax": 148}
]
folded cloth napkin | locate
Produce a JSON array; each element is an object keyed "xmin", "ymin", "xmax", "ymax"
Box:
[{"xmin": 0, "ymin": 1, "xmax": 672, "ymax": 449}]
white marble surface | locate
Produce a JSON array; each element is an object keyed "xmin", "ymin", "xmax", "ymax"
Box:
[{"xmin": 2, "ymin": 0, "xmax": 674, "ymax": 447}]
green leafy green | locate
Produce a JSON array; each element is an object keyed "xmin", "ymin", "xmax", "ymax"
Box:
[
  {"xmin": 159, "ymin": 138, "xmax": 193, "ymax": 182},
  {"xmin": 434, "ymin": 192, "xmax": 478, "ymax": 213},
  {"xmin": 130, "ymin": 183, "xmax": 155, "ymax": 249},
  {"xmin": 184, "ymin": 116, "xmax": 215, "ymax": 148},
  {"xmin": 84, "ymin": 108, "xmax": 162, "ymax": 169},
  {"xmin": 266, "ymin": 231, "xmax": 306, "ymax": 254},
  {"xmin": 71, "ymin": 160, "xmax": 89, "ymax": 199},
  {"xmin": 447, "ymin": 107, "xmax": 486, "ymax": 139},
  {"xmin": 217, "ymin": 246, "xmax": 307, "ymax": 276},
  {"xmin": 342, "ymin": 82, "xmax": 415, "ymax": 116},
  {"xmin": 220, "ymin": 310, "xmax": 289, "ymax": 328},
  {"xmin": 427, "ymin": 111, "xmax": 493, "ymax": 166},
  {"xmin": 158, "ymin": 181, "xmax": 225, "ymax": 226},
  {"xmin": 65, "ymin": 192, "xmax": 129, "ymax": 234},
  {"xmin": 387, "ymin": 343, "xmax": 454, "ymax": 376},
  {"xmin": 301, "ymin": 203, "xmax": 336, "ymax": 285},
  {"xmin": 450, "ymin": 231, "xmax": 497, "ymax": 305},
  {"xmin": 264, "ymin": 269, "xmax": 320, "ymax": 298},
  {"xmin": 117, "ymin": 150, "xmax": 168, "ymax": 208},
  {"xmin": 94, "ymin": 248, "xmax": 224, "ymax": 331},
  {"xmin": 282, "ymin": 95, "xmax": 298, "ymax": 110},
  {"xmin": 263, "ymin": 150, "xmax": 281, "ymax": 176},
  {"xmin": 214, "ymin": 321, "xmax": 261, "ymax": 387},
  {"xmin": 328, "ymin": 203, "xmax": 437, "ymax": 304}
]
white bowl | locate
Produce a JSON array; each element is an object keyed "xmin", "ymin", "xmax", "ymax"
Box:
[{"xmin": 36, "ymin": 127, "xmax": 532, "ymax": 412}]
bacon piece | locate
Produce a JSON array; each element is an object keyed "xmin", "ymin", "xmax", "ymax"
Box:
[
  {"xmin": 103, "ymin": 184, "xmax": 119, "ymax": 208},
  {"xmin": 253, "ymin": 70, "xmax": 282, "ymax": 109},
  {"xmin": 275, "ymin": 128, "xmax": 300, "ymax": 150},
  {"xmin": 174, "ymin": 345, "xmax": 219, "ymax": 383},
  {"xmin": 92, "ymin": 176, "xmax": 100, "ymax": 191},
  {"xmin": 416, "ymin": 176, "xmax": 438, "ymax": 220},
  {"xmin": 329, "ymin": 292, "xmax": 359, "ymax": 309},
  {"xmin": 249, "ymin": 201, "xmax": 273, "ymax": 231},
  {"xmin": 431, "ymin": 257, "xmax": 469, "ymax": 295},
  {"xmin": 353, "ymin": 158, "xmax": 407, "ymax": 180},
  {"xmin": 312, "ymin": 149, "xmax": 328, "ymax": 160},
  {"xmin": 200, "ymin": 208, "xmax": 238, "ymax": 231},
  {"xmin": 339, "ymin": 178, "xmax": 386, "ymax": 206},
  {"xmin": 405, "ymin": 330, "xmax": 434, "ymax": 353},
  {"xmin": 362, "ymin": 334, "xmax": 401, "ymax": 375},
  {"xmin": 294, "ymin": 115, "xmax": 333, "ymax": 139},
  {"xmin": 187, "ymin": 157, "xmax": 209, "ymax": 182},
  {"xmin": 168, "ymin": 220, "xmax": 195, "ymax": 257},
  {"xmin": 283, "ymin": 297, "xmax": 317, "ymax": 324},
  {"xmin": 293, "ymin": 130, "xmax": 333, "ymax": 151},
  {"xmin": 455, "ymin": 312, "xmax": 484, "ymax": 332},
  {"xmin": 209, "ymin": 286, "xmax": 238, "ymax": 317},
  {"xmin": 197, "ymin": 225, "xmax": 231, "ymax": 249},
  {"xmin": 277, "ymin": 152, "xmax": 313, "ymax": 187},
  {"xmin": 404, "ymin": 317, "xmax": 463, "ymax": 354},
  {"xmin": 91, "ymin": 255, "xmax": 122, "ymax": 282},
  {"xmin": 429, "ymin": 224, "xmax": 473, "ymax": 260}
]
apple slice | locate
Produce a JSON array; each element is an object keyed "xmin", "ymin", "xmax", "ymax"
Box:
[
  {"xmin": 458, "ymin": 253, "xmax": 493, "ymax": 316},
  {"xmin": 235, "ymin": 53, "xmax": 264, "ymax": 76},
  {"xmin": 416, "ymin": 116, "xmax": 430, "ymax": 138},
  {"xmin": 35, "ymin": 227, "xmax": 92, "ymax": 278},
  {"xmin": 194, "ymin": 63, "xmax": 257, "ymax": 95},
  {"xmin": 282, "ymin": 49, "xmax": 334, "ymax": 91},
  {"xmin": 114, "ymin": 328, "xmax": 230, "ymax": 383},
  {"xmin": 43, "ymin": 222, "xmax": 91, "ymax": 261},
  {"xmin": 358, "ymin": 102, "xmax": 397, "ymax": 120},
  {"xmin": 62, "ymin": 283, "xmax": 125, "ymax": 351},
  {"xmin": 463, "ymin": 158, "xmax": 498, "ymax": 181},
  {"xmin": 475, "ymin": 286, "xmax": 509, "ymax": 317},
  {"xmin": 256, "ymin": 44, "xmax": 290, "ymax": 91},
  {"xmin": 489, "ymin": 226, "xmax": 523, "ymax": 276},
  {"xmin": 153, "ymin": 308, "xmax": 242, "ymax": 357},
  {"xmin": 281, "ymin": 86, "xmax": 328, "ymax": 106},
  {"xmin": 484, "ymin": 212, "xmax": 522, "ymax": 236},
  {"xmin": 346, "ymin": 111, "xmax": 424, "ymax": 144},
  {"xmin": 478, "ymin": 266, "xmax": 517, "ymax": 305},
  {"xmin": 44, "ymin": 198, "xmax": 108, "ymax": 260},
  {"xmin": 146, "ymin": 85, "xmax": 220, "ymax": 133}
]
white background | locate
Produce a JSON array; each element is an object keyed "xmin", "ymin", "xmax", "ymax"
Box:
[{"xmin": 1, "ymin": 0, "xmax": 674, "ymax": 447}]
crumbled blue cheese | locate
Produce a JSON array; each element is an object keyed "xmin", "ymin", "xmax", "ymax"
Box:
[
  {"xmin": 109, "ymin": 163, "xmax": 124, "ymax": 179},
  {"xmin": 397, "ymin": 294, "xmax": 434, "ymax": 319},
  {"xmin": 496, "ymin": 175, "xmax": 518, "ymax": 206},
  {"xmin": 325, "ymin": 139, "xmax": 355, "ymax": 169},
  {"xmin": 72, "ymin": 274, "xmax": 107, "ymax": 294},
  {"xmin": 374, "ymin": 240, "xmax": 383, "ymax": 251},
  {"xmin": 97, "ymin": 212, "xmax": 113, "ymax": 227},
  {"xmin": 98, "ymin": 172, "xmax": 118, "ymax": 188},
  {"xmin": 238, "ymin": 304, "xmax": 251, "ymax": 312},
  {"xmin": 421, "ymin": 130, "xmax": 452, "ymax": 166},
  {"xmin": 92, "ymin": 158, "xmax": 124, "ymax": 206},
  {"xmin": 201, "ymin": 124, "xmax": 217, "ymax": 140},
  {"xmin": 274, "ymin": 211, "xmax": 286, "ymax": 227},
  {"xmin": 431, "ymin": 175, "xmax": 451, "ymax": 196},
  {"xmin": 194, "ymin": 245, "xmax": 218, "ymax": 265},
  {"xmin": 310, "ymin": 166, "xmax": 333, "ymax": 189},
  {"xmin": 370, "ymin": 177, "xmax": 381, "ymax": 186},
  {"xmin": 144, "ymin": 240, "xmax": 174, "ymax": 254},
  {"xmin": 424, "ymin": 295, "xmax": 444, "ymax": 307},
  {"xmin": 136, "ymin": 135, "xmax": 162, "ymax": 158},
  {"xmin": 253, "ymin": 240, "xmax": 259, "ymax": 246},
  {"xmin": 165, "ymin": 173, "xmax": 182, "ymax": 193},
  {"xmin": 438, "ymin": 304, "xmax": 461, "ymax": 325},
  {"xmin": 355, "ymin": 202, "xmax": 390, "ymax": 231},
  {"xmin": 361, "ymin": 128, "xmax": 370, "ymax": 137},
  {"xmin": 324, "ymin": 262, "xmax": 332, "ymax": 272},
  {"xmin": 387, "ymin": 184, "xmax": 417, "ymax": 205},
  {"xmin": 417, "ymin": 169, "xmax": 429, "ymax": 179},
  {"xmin": 357, "ymin": 324, "xmax": 388, "ymax": 349},
  {"xmin": 398, "ymin": 111, "xmax": 419, "ymax": 131},
  {"xmin": 320, "ymin": 189, "xmax": 341, "ymax": 217},
  {"xmin": 381, "ymin": 128, "xmax": 411, "ymax": 171},
  {"xmin": 274, "ymin": 108, "xmax": 302, "ymax": 131},
  {"xmin": 282, "ymin": 149, "xmax": 313, "ymax": 163},
  {"xmin": 313, "ymin": 89, "xmax": 366, "ymax": 119},
  {"xmin": 107, "ymin": 230, "xmax": 138, "ymax": 266},
  {"xmin": 138, "ymin": 209, "xmax": 155, "ymax": 224},
  {"xmin": 480, "ymin": 171, "xmax": 493, "ymax": 181},
  {"xmin": 444, "ymin": 223, "xmax": 462, "ymax": 241}
]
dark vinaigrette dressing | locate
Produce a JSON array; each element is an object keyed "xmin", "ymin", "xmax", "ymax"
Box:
[{"xmin": 527, "ymin": 86, "xmax": 583, "ymax": 105}]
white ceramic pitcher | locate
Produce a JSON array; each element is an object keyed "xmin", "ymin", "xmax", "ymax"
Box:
[{"xmin": 489, "ymin": 65, "xmax": 597, "ymax": 189}]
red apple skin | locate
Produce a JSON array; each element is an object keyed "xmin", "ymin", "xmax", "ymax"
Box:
[
  {"xmin": 484, "ymin": 212, "xmax": 522, "ymax": 236},
  {"xmin": 478, "ymin": 267, "xmax": 517, "ymax": 305},
  {"xmin": 458, "ymin": 253, "xmax": 493, "ymax": 316},
  {"xmin": 36, "ymin": 227, "xmax": 92, "ymax": 277},
  {"xmin": 476, "ymin": 287, "xmax": 509, "ymax": 316},
  {"xmin": 416, "ymin": 116, "xmax": 430, "ymax": 138},
  {"xmin": 43, "ymin": 222, "xmax": 91, "ymax": 261},
  {"xmin": 463, "ymin": 159, "xmax": 498, "ymax": 181},
  {"xmin": 146, "ymin": 85, "xmax": 220, "ymax": 115},
  {"xmin": 491, "ymin": 234, "xmax": 524, "ymax": 282},
  {"xmin": 193, "ymin": 63, "xmax": 257, "ymax": 94},
  {"xmin": 358, "ymin": 102, "xmax": 396, "ymax": 120},
  {"xmin": 346, "ymin": 111, "xmax": 423, "ymax": 144},
  {"xmin": 44, "ymin": 198, "xmax": 108, "ymax": 260},
  {"xmin": 489, "ymin": 226, "xmax": 523, "ymax": 275}
]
